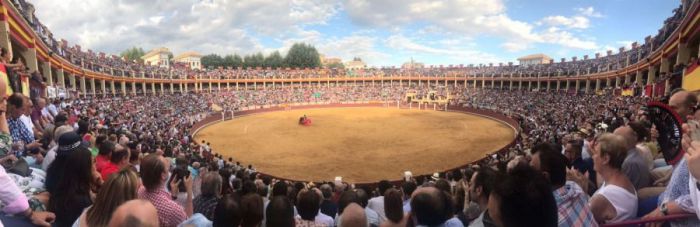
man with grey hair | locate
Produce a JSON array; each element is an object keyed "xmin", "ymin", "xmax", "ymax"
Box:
[{"xmin": 193, "ymin": 172, "xmax": 222, "ymax": 220}]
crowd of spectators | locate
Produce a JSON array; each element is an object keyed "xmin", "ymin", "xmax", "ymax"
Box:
[
  {"xmin": 5, "ymin": 1, "xmax": 696, "ymax": 83},
  {"xmin": 0, "ymin": 74, "xmax": 697, "ymax": 226}
]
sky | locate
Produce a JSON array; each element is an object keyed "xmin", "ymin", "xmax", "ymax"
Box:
[{"xmin": 31, "ymin": 0, "xmax": 680, "ymax": 67}]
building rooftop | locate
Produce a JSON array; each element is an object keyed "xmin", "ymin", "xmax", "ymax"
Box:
[
  {"xmin": 516, "ymin": 53, "xmax": 552, "ymax": 61},
  {"xmin": 173, "ymin": 51, "xmax": 202, "ymax": 61},
  {"xmin": 141, "ymin": 47, "xmax": 172, "ymax": 59}
]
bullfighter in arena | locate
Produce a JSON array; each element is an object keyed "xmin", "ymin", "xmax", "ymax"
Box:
[{"xmin": 299, "ymin": 115, "xmax": 311, "ymax": 125}]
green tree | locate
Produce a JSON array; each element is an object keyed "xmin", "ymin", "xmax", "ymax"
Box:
[
  {"xmin": 223, "ymin": 54, "xmax": 235, "ymax": 67},
  {"xmin": 120, "ymin": 47, "xmax": 145, "ymax": 62},
  {"xmin": 231, "ymin": 54, "xmax": 243, "ymax": 68},
  {"xmin": 243, "ymin": 54, "xmax": 254, "ymax": 68},
  {"xmin": 284, "ymin": 43, "xmax": 321, "ymax": 68},
  {"xmin": 254, "ymin": 52, "xmax": 265, "ymax": 67},
  {"xmin": 201, "ymin": 54, "xmax": 224, "ymax": 69},
  {"xmin": 264, "ymin": 51, "xmax": 284, "ymax": 68}
]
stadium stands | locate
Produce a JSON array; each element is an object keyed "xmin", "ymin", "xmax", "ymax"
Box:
[{"xmin": 0, "ymin": 0, "xmax": 698, "ymax": 226}]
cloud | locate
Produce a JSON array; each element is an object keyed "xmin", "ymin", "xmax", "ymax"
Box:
[
  {"xmin": 385, "ymin": 34, "xmax": 503, "ymax": 64},
  {"xmin": 538, "ymin": 15, "xmax": 590, "ymax": 29},
  {"xmin": 343, "ymin": 0, "xmax": 600, "ymax": 52},
  {"xmin": 28, "ymin": 0, "xmax": 610, "ymax": 66},
  {"xmin": 31, "ymin": 0, "xmax": 339, "ymax": 55},
  {"xmin": 317, "ymin": 35, "xmax": 391, "ymax": 66},
  {"xmin": 343, "ymin": 0, "xmax": 536, "ymax": 43},
  {"xmin": 501, "ymin": 42, "xmax": 531, "ymax": 52},
  {"xmin": 576, "ymin": 6, "xmax": 604, "ymax": 18},
  {"xmin": 539, "ymin": 27, "xmax": 598, "ymax": 50}
]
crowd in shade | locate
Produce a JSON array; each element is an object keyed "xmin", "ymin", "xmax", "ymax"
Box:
[
  {"xmin": 5, "ymin": 0, "xmax": 694, "ymax": 81},
  {"xmin": 0, "ymin": 71, "xmax": 696, "ymax": 226}
]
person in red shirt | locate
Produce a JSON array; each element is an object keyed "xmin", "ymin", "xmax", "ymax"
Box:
[
  {"xmin": 100, "ymin": 144, "xmax": 130, "ymax": 180},
  {"xmin": 95, "ymin": 141, "xmax": 114, "ymax": 174}
]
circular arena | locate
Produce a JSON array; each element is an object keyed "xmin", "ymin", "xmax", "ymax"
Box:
[
  {"xmin": 1, "ymin": 0, "xmax": 700, "ymax": 227},
  {"xmin": 195, "ymin": 106, "xmax": 516, "ymax": 183}
]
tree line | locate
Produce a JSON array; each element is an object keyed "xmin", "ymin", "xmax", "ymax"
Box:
[
  {"xmin": 201, "ymin": 43, "xmax": 322, "ymax": 69},
  {"xmin": 119, "ymin": 43, "xmax": 326, "ymax": 69}
]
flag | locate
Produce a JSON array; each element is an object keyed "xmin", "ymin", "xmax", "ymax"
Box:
[
  {"xmin": 644, "ymin": 85, "xmax": 653, "ymax": 97},
  {"xmin": 0, "ymin": 64, "xmax": 12, "ymax": 96},
  {"xmin": 21, "ymin": 75, "xmax": 29, "ymax": 97},
  {"xmin": 683, "ymin": 63, "xmax": 700, "ymax": 91},
  {"xmin": 654, "ymin": 81, "xmax": 665, "ymax": 98},
  {"xmin": 621, "ymin": 88, "xmax": 633, "ymax": 96}
]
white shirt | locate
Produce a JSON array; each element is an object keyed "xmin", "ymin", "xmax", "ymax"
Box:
[
  {"xmin": 315, "ymin": 212, "xmax": 334, "ymax": 227},
  {"xmin": 47, "ymin": 104, "xmax": 58, "ymax": 116},
  {"xmin": 592, "ymin": 183, "xmax": 637, "ymax": 223},
  {"xmin": 296, "ymin": 212, "xmax": 334, "ymax": 227},
  {"xmin": 367, "ymin": 196, "xmax": 386, "ymax": 221},
  {"xmin": 582, "ymin": 140, "xmax": 592, "ymax": 160},
  {"xmin": 690, "ymin": 177, "xmax": 700, "ymax": 220},
  {"xmin": 41, "ymin": 107, "xmax": 52, "ymax": 119},
  {"xmin": 42, "ymin": 147, "xmax": 57, "ymax": 171},
  {"xmin": 19, "ymin": 115, "xmax": 34, "ymax": 135}
]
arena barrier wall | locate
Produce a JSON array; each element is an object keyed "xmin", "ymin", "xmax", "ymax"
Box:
[{"xmin": 191, "ymin": 103, "xmax": 520, "ymax": 188}]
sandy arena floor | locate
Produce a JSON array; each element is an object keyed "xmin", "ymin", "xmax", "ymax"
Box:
[{"xmin": 195, "ymin": 107, "xmax": 515, "ymax": 183}]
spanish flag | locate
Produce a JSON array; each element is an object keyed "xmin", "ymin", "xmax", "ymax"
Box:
[
  {"xmin": 0, "ymin": 64, "xmax": 12, "ymax": 96},
  {"xmin": 621, "ymin": 88, "xmax": 634, "ymax": 96},
  {"xmin": 20, "ymin": 74, "xmax": 29, "ymax": 97},
  {"xmin": 683, "ymin": 62, "xmax": 700, "ymax": 92}
]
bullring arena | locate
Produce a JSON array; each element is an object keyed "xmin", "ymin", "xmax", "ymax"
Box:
[
  {"xmin": 195, "ymin": 105, "xmax": 516, "ymax": 183},
  {"xmin": 2, "ymin": 0, "xmax": 700, "ymax": 226}
]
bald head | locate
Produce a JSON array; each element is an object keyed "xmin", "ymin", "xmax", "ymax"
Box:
[
  {"xmin": 108, "ymin": 199, "xmax": 159, "ymax": 227},
  {"xmin": 410, "ymin": 186, "xmax": 450, "ymax": 226},
  {"xmin": 670, "ymin": 90, "xmax": 698, "ymax": 121},
  {"xmin": 613, "ymin": 126, "xmax": 637, "ymax": 150},
  {"xmin": 340, "ymin": 203, "xmax": 367, "ymax": 227}
]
